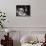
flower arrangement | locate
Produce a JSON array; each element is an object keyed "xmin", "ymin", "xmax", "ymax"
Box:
[{"xmin": 0, "ymin": 10, "xmax": 6, "ymax": 28}]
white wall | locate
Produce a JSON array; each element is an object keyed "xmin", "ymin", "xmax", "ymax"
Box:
[
  {"xmin": 0, "ymin": 0, "xmax": 46, "ymax": 27},
  {"xmin": 0, "ymin": 1, "xmax": 46, "ymax": 46}
]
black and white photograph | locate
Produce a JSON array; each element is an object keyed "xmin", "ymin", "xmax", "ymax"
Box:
[{"xmin": 16, "ymin": 5, "xmax": 30, "ymax": 17}]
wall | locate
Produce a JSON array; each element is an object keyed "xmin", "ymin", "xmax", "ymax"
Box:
[
  {"xmin": 0, "ymin": 0, "xmax": 46, "ymax": 27},
  {"xmin": 0, "ymin": 0, "xmax": 46, "ymax": 46}
]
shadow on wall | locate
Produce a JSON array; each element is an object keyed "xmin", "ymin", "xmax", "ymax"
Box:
[{"xmin": 13, "ymin": 40, "xmax": 21, "ymax": 46}]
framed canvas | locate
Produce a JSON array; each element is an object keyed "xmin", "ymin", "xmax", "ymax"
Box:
[{"xmin": 16, "ymin": 5, "xmax": 31, "ymax": 17}]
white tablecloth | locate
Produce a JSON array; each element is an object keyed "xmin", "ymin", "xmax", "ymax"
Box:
[{"xmin": 21, "ymin": 43, "xmax": 43, "ymax": 46}]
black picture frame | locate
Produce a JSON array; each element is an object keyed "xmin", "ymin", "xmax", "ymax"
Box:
[{"xmin": 16, "ymin": 5, "xmax": 31, "ymax": 17}]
